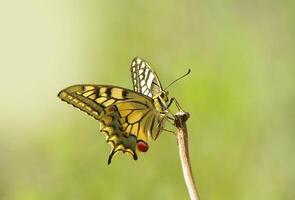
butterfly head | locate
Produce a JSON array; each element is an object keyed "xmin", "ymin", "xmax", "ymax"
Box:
[{"xmin": 159, "ymin": 90, "xmax": 169, "ymax": 103}]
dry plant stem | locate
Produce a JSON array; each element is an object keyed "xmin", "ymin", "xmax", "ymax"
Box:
[{"xmin": 174, "ymin": 111, "xmax": 200, "ymax": 200}]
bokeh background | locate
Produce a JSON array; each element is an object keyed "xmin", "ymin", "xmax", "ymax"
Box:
[{"xmin": 1, "ymin": 1, "xmax": 294, "ymax": 199}]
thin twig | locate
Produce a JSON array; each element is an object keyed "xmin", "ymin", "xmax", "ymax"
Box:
[{"xmin": 174, "ymin": 111, "xmax": 201, "ymax": 200}]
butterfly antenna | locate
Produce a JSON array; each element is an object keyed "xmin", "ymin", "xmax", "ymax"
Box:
[{"xmin": 164, "ymin": 69, "xmax": 191, "ymax": 91}]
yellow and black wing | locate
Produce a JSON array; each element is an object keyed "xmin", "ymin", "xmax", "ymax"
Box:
[
  {"xmin": 58, "ymin": 84, "xmax": 159, "ymax": 164},
  {"xmin": 130, "ymin": 57, "xmax": 164, "ymax": 97}
]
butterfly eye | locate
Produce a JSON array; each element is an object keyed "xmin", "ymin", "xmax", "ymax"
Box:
[{"xmin": 160, "ymin": 92, "xmax": 165, "ymax": 98}]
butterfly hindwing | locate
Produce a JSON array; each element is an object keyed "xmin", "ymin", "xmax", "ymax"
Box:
[
  {"xmin": 58, "ymin": 84, "xmax": 160, "ymax": 163},
  {"xmin": 130, "ymin": 57, "xmax": 164, "ymax": 98}
]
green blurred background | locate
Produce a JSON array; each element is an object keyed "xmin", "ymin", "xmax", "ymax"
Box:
[{"xmin": 0, "ymin": 0, "xmax": 294, "ymax": 199}]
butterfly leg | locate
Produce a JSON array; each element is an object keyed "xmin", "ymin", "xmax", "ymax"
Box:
[
  {"xmin": 161, "ymin": 128, "xmax": 177, "ymax": 136},
  {"xmin": 158, "ymin": 113, "xmax": 176, "ymax": 134},
  {"xmin": 166, "ymin": 97, "xmax": 179, "ymax": 120},
  {"xmin": 167, "ymin": 97, "xmax": 175, "ymax": 108},
  {"xmin": 167, "ymin": 115, "xmax": 175, "ymax": 121},
  {"xmin": 160, "ymin": 112, "xmax": 175, "ymax": 125},
  {"xmin": 168, "ymin": 97, "xmax": 183, "ymax": 111},
  {"xmin": 166, "ymin": 116, "xmax": 175, "ymax": 126}
]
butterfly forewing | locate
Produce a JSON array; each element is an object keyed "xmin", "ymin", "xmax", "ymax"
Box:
[{"xmin": 130, "ymin": 57, "xmax": 164, "ymax": 98}]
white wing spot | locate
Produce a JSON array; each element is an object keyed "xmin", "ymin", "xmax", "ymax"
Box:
[
  {"xmin": 140, "ymin": 62, "xmax": 145, "ymax": 69},
  {"xmin": 139, "ymin": 75, "xmax": 143, "ymax": 79},
  {"xmin": 136, "ymin": 58, "xmax": 141, "ymax": 64},
  {"xmin": 139, "ymin": 69, "xmax": 144, "ymax": 74},
  {"xmin": 142, "ymin": 85, "xmax": 147, "ymax": 91},
  {"xmin": 132, "ymin": 61, "xmax": 136, "ymax": 67},
  {"xmin": 144, "ymin": 90, "xmax": 151, "ymax": 96},
  {"xmin": 147, "ymin": 73, "xmax": 154, "ymax": 88},
  {"xmin": 140, "ymin": 80, "xmax": 145, "ymax": 86}
]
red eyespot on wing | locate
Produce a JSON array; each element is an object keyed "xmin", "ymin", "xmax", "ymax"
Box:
[
  {"xmin": 137, "ymin": 141, "xmax": 149, "ymax": 152},
  {"xmin": 108, "ymin": 105, "xmax": 116, "ymax": 112}
]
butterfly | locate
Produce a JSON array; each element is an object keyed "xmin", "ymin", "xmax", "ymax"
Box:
[{"xmin": 58, "ymin": 57, "xmax": 181, "ymax": 164}]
